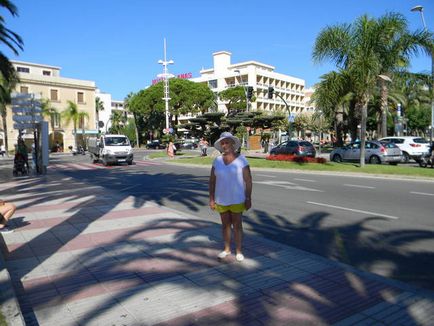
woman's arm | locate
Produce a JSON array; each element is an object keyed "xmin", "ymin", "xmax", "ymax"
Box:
[
  {"xmin": 209, "ymin": 167, "xmax": 216, "ymax": 210},
  {"xmin": 243, "ymin": 165, "xmax": 252, "ymax": 210}
]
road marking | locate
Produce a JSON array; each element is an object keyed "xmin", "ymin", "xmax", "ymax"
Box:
[
  {"xmin": 306, "ymin": 201, "xmax": 399, "ymax": 219},
  {"xmin": 254, "ymin": 180, "xmax": 322, "ymax": 192},
  {"xmin": 294, "ymin": 178, "xmax": 316, "ymax": 183},
  {"xmin": 410, "ymin": 191, "xmax": 434, "ymax": 197},
  {"xmin": 343, "ymin": 184, "xmax": 375, "ymax": 189},
  {"xmin": 256, "ymin": 174, "xmax": 276, "ymax": 178}
]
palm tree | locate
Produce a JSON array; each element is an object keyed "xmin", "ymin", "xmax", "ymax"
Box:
[
  {"xmin": 78, "ymin": 111, "xmax": 89, "ymax": 149},
  {"xmin": 313, "ymin": 14, "xmax": 404, "ymax": 167},
  {"xmin": 62, "ymin": 100, "xmax": 82, "ymax": 150},
  {"xmin": 375, "ymin": 13, "xmax": 432, "ymax": 138},
  {"xmin": 95, "ymin": 96, "xmax": 104, "ymax": 131},
  {"xmin": 0, "ymin": 72, "xmax": 17, "ymax": 155},
  {"xmin": 124, "ymin": 92, "xmax": 139, "ymax": 147},
  {"xmin": 0, "ymin": 0, "xmax": 23, "ymax": 83},
  {"xmin": 109, "ymin": 110, "xmax": 126, "ymax": 134}
]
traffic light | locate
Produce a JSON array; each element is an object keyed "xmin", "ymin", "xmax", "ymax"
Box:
[
  {"xmin": 247, "ymin": 86, "xmax": 254, "ymax": 100},
  {"xmin": 268, "ymin": 86, "xmax": 274, "ymax": 99}
]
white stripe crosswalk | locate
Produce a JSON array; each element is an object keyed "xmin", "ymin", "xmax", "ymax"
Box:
[{"xmin": 49, "ymin": 160, "xmax": 163, "ymax": 171}]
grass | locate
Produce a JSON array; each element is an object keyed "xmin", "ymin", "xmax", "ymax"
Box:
[
  {"xmin": 0, "ymin": 310, "xmax": 6, "ymax": 326},
  {"xmin": 146, "ymin": 151, "xmax": 186, "ymax": 159},
  {"xmin": 173, "ymin": 156, "xmax": 434, "ymax": 178}
]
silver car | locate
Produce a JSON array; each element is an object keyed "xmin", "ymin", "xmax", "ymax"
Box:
[{"xmin": 330, "ymin": 140, "xmax": 402, "ymax": 165}]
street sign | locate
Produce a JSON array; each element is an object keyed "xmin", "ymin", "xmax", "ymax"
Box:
[
  {"xmin": 13, "ymin": 115, "xmax": 43, "ymax": 123},
  {"xmin": 12, "ymin": 107, "xmax": 42, "ymax": 114},
  {"xmin": 288, "ymin": 113, "xmax": 296, "ymax": 123},
  {"xmin": 13, "ymin": 122, "xmax": 37, "ymax": 130}
]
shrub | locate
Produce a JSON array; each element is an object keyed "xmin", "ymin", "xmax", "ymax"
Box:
[{"xmin": 266, "ymin": 154, "xmax": 326, "ymax": 164}]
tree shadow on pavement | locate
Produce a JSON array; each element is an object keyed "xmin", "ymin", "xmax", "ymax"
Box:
[{"xmin": 0, "ymin": 168, "xmax": 433, "ymax": 325}]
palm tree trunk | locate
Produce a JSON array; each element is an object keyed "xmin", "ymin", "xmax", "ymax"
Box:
[
  {"xmin": 1, "ymin": 111, "xmax": 9, "ymax": 156},
  {"xmin": 359, "ymin": 97, "xmax": 369, "ymax": 168},
  {"xmin": 74, "ymin": 123, "xmax": 78, "ymax": 151},
  {"xmin": 380, "ymin": 80, "xmax": 388, "ymax": 138},
  {"xmin": 335, "ymin": 105, "xmax": 344, "ymax": 147}
]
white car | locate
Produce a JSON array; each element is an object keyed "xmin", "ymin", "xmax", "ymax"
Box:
[{"xmin": 378, "ymin": 136, "xmax": 430, "ymax": 162}]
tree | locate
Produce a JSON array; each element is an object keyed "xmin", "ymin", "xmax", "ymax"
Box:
[
  {"xmin": 78, "ymin": 111, "xmax": 89, "ymax": 148},
  {"xmin": 62, "ymin": 100, "xmax": 83, "ymax": 150},
  {"xmin": 124, "ymin": 92, "xmax": 139, "ymax": 147},
  {"xmin": 313, "ymin": 13, "xmax": 409, "ymax": 167},
  {"xmin": 108, "ymin": 110, "xmax": 126, "ymax": 134},
  {"xmin": 0, "ymin": 0, "xmax": 23, "ymax": 84},
  {"xmin": 95, "ymin": 96, "xmax": 104, "ymax": 131},
  {"xmin": 0, "ymin": 74, "xmax": 16, "ymax": 155}
]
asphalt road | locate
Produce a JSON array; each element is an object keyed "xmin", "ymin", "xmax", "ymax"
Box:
[{"xmin": 3, "ymin": 150, "xmax": 434, "ymax": 293}]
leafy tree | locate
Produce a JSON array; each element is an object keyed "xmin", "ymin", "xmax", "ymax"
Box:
[
  {"xmin": 124, "ymin": 92, "xmax": 140, "ymax": 146},
  {"xmin": 95, "ymin": 96, "xmax": 104, "ymax": 130},
  {"xmin": 108, "ymin": 110, "xmax": 126, "ymax": 134}
]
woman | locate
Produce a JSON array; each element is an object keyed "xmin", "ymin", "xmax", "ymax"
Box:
[
  {"xmin": 167, "ymin": 141, "xmax": 176, "ymax": 159},
  {"xmin": 0, "ymin": 199, "xmax": 16, "ymax": 234},
  {"xmin": 209, "ymin": 132, "xmax": 252, "ymax": 262}
]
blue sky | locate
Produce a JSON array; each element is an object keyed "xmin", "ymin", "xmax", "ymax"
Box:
[{"xmin": 4, "ymin": 0, "xmax": 434, "ymax": 100}]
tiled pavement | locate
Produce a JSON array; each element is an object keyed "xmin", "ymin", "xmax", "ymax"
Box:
[{"xmin": 1, "ymin": 169, "xmax": 434, "ymax": 325}]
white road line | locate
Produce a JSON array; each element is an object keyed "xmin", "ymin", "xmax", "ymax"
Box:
[
  {"xmin": 410, "ymin": 191, "xmax": 434, "ymax": 197},
  {"xmin": 256, "ymin": 174, "xmax": 276, "ymax": 178},
  {"xmin": 343, "ymin": 184, "xmax": 375, "ymax": 189},
  {"xmin": 307, "ymin": 201, "xmax": 399, "ymax": 219},
  {"xmin": 254, "ymin": 180, "xmax": 322, "ymax": 192},
  {"xmin": 294, "ymin": 178, "xmax": 316, "ymax": 183}
]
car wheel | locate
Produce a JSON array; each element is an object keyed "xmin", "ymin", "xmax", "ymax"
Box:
[
  {"xmin": 369, "ymin": 155, "xmax": 381, "ymax": 164},
  {"xmin": 389, "ymin": 162, "xmax": 398, "ymax": 166},
  {"xmin": 332, "ymin": 154, "xmax": 342, "ymax": 163},
  {"xmin": 402, "ymin": 152, "xmax": 410, "ymax": 163},
  {"xmin": 127, "ymin": 161, "xmax": 133, "ymax": 165}
]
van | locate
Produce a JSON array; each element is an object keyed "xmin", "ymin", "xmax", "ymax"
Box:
[{"xmin": 87, "ymin": 134, "xmax": 133, "ymax": 166}]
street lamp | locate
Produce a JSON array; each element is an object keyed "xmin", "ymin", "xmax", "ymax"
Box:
[
  {"xmin": 234, "ymin": 69, "xmax": 249, "ymax": 112},
  {"xmin": 411, "ymin": 5, "xmax": 434, "ymax": 148},
  {"xmin": 158, "ymin": 38, "xmax": 174, "ymax": 131}
]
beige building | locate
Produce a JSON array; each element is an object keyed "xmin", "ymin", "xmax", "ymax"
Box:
[
  {"xmin": 191, "ymin": 51, "xmax": 305, "ymax": 116},
  {"xmin": 2, "ymin": 60, "xmax": 97, "ymax": 152}
]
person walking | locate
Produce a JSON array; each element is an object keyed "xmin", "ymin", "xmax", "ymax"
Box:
[
  {"xmin": 0, "ymin": 199, "xmax": 16, "ymax": 234},
  {"xmin": 209, "ymin": 132, "xmax": 252, "ymax": 262},
  {"xmin": 167, "ymin": 141, "xmax": 176, "ymax": 159},
  {"xmin": 199, "ymin": 137, "xmax": 209, "ymax": 156}
]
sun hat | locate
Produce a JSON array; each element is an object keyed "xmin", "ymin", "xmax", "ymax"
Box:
[{"xmin": 214, "ymin": 132, "xmax": 241, "ymax": 152}]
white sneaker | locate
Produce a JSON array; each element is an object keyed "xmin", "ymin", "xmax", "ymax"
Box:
[
  {"xmin": 236, "ymin": 253, "xmax": 244, "ymax": 262},
  {"xmin": 217, "ymin": 251, "xmax": 231, "ymax": 259},
  {"xmin": 0, "ymin": 226, "xmax": 13, "ymax": 234}
]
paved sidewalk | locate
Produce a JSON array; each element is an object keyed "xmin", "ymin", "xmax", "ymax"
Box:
[{"xmin": 1, "ymin": 169, "xmax": 434, "ymax": 325}]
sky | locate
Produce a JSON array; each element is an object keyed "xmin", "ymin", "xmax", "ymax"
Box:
[{"xmin": 4, "ymin": 0, "xmax": 434, "ymax": 100}]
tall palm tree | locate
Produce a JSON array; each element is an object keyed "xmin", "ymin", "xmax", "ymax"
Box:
[
  {"xmin": 0, "ymin": 0, "xmax": 23, "ymax": 83},
  {"xmin": 0, "ymin": 72, "xmax": 17, "ymax": 155},
  {"xmin": 313, "ymin": 14, "xmax": 401, "ymax": 166},
  {"xmin": 375, "ymin": 13, "xmax": 432, "ymax": 138},
  {"xmin": 62, "ymin": 100, "xmax": 82, "ymax": 150},
  {"xmin": 95, "ymin": 96, "xmax": 104, "ymax": 130},
  {"xmin": 124, "ymin": 92, "xmax": 139, "ymax": 147},
  {"xmin": 78, "ymin": 111, "xmax": 89, "ymax": 149},
  {"xmin": 109, "ymin": 110, "xmax": 126, "ymax": 134}
]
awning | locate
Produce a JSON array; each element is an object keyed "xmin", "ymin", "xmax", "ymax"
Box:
[{"xmin": 72, "ymin": 130, "xmax": 99, "ymax": 135}]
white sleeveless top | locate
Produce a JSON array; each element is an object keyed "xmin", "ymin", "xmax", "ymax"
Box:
[{"xmin": 213, "ymin": 155, "xmax": 249, "ymax": 206}]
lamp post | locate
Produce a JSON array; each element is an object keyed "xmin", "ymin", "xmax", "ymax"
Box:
[
  {"xmin": 411, "ymin": 5, "xmax": 434, "ymax": 147},
  {"xmin": 158, "ymin": 38, "xmax": 174, "ymax": 131},
  {"xmin": 234, "ymin": 69, "xmax": 249, "ymax": 112}
]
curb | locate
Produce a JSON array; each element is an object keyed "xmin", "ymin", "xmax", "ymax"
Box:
[{"xmin": 0, "ymin": 235, "xmax": 25, "ymax": 326}]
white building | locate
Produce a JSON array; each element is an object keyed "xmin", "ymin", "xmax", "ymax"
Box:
[{"xmin": 191, "ymin": 51, "xmax": 305, "ymax": 115}]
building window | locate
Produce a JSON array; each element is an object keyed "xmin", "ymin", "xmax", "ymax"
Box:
[
  {"xmin": 51, "ymin": 113, "xmax": 61, "ymax": 128},
  {"xmin": 50, "ymin": 89, "xmax": 59, "ymax": 101},
  {"xmin": 43, "ymin": 70, "xmax": 51, "ymax": 76},
  {"xmin": 208, "ymin": 79, "xmax": 218, "ymax": 89},
  {"xmin": 16, "ymin": 66, "xmax": 30, "ymax": 73},
  {"xmin": 77, "ymin": 92, "xmax": 84, "ymax": 103},
  {"xmin": 20, "ymin": 86, "xmax": 29, "ymax": 94}
]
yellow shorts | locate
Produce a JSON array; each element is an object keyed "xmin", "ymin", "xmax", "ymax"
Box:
[{"xmin": 215, "ymin": 203, "xmax": 246, "ymax": 213}]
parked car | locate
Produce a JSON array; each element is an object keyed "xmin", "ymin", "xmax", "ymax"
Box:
[
  {"xmin": 330, "ymin": 140, "xmax": 402, "ymax": 165},
  {"xmin": 179, "ymin": 139, "xmax": 198, "ymax": 150},
  {"xmin": 146, "ymin": 140, "xmax": 166, "ymax": 149},
  {"xmin": 270, "ymin": 140, "xmax": 316, "ymax": 157},
  {"xmin": 378, "ymin": 136, "xmax": 430, "ymax": 163}
]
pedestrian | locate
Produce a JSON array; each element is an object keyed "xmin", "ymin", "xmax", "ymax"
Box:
[
  {"xmin": 209, "ymin": 132, "xmax": 253, "ymax": 262},
  {"xmin": 199, "ymin": 137, "xmax": 209, "ymax": 156},
  {"xmin": 0, "ymin": 144, "xmax": 5, "ymax": 157},
  {"xmin": 167, "ymin": 141, "xmax": 176, "ymax": 159},
  {"xmin": 0, "ymin": 199, "xmax": 16, "ymax": 234}
]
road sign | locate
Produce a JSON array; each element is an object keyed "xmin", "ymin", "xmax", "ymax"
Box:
[
  {"xmin": 288, "ymin": 113, "xmax": 296, "ymax": 123},
  {"xmin": 13, "ymin": 122, "xmax": 37, "ymax": 130},
  {"xmin": 13, "ymin": 115, "xmax": 43, "ymax": 123}
]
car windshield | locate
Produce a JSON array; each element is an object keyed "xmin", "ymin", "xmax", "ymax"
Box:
[{"xmin": 105, "ymin": 137, "xmax": 129, "ymax": 146}]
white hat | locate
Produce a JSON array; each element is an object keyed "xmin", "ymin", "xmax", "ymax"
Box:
[{"xmin": 214, "ymin": 132, "xmax": 241, "ymax": 152}]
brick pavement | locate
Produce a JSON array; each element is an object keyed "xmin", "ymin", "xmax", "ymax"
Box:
[{"xmin": 1, "ymin": 165, "xmax": 434, "ymax": 325}]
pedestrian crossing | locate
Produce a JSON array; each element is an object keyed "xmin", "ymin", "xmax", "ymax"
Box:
[{"xmin": 49, "ymin": 160, "xmax": 163, "ymax": 171}]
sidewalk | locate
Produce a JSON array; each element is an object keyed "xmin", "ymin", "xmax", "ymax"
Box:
[{"xmin": 1, "ymin": 168, "xmax": 434, "ymax": 325}]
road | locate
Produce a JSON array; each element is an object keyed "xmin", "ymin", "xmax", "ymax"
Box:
[{"xmin": 6, "ymin": 149, "xmax": 434, "ymax": 292}]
